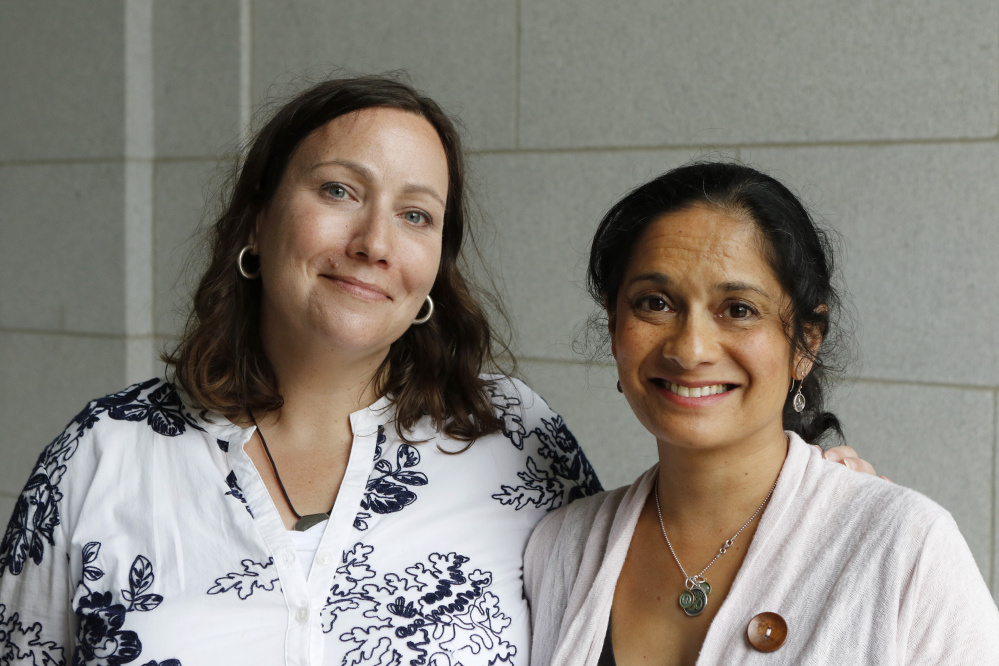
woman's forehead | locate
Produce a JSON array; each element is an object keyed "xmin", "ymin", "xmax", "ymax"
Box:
[{"xmin": 625, "ymin": 204, "xmax": 779, "ymax": 290}]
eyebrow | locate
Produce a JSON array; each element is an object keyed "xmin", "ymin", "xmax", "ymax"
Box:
[
  {"xmin": 311, "ymin": 159, "xmax": 447, "ymax": 209},
  {"xmin": 630, "ymin": 273, "xmax": 773, "ymax": 299}
]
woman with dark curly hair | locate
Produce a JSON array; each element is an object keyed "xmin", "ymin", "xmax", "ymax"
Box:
[{"xmin": 525, "ymin": 162, "xmax": 999, "ymax": 665}]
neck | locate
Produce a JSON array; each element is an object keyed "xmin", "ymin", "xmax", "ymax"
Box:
[
  {"xmin": 654, "ymin": 428, "xmax": 788, "ymax": 534},
  {"xmin": 253, "ymin": 335, "xmax": 387, "ymax": 451}
]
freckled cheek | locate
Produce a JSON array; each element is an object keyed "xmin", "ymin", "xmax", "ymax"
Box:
[{"xmin": 735, "ymin": 332, "xmax": 793, "ymax": 398}]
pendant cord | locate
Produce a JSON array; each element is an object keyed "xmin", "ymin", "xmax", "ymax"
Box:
[
  {"xmin": 654, "ymin": 474, "xmax": 777, "ymax": 585},
  {"xmin": 249, "ymin": 411, "xmax": 302, "ymax": 520}
]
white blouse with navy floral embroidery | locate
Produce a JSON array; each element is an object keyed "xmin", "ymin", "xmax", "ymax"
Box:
[{"xmin": 0, "ymin": 375, "xmax": 601, "ymax": 666}]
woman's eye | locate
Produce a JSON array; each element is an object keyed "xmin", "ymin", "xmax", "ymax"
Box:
[
  {"xmin": 324, "ymin": 183, "xmax": 348, "ymax": 199},
  {"xmin": 726, "ymin": 303, "xmax": 755, "ymax": 319},
  {"xmin": 637, "ymin": 295, "xmax": 669, "ymax": 312},
  {"xmin": 403, "ymin": 210, "xmax": 429, "ymax": 225}
]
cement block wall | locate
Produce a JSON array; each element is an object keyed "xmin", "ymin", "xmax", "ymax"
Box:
[{"xmin": 2, "ymin": 0, "xmax": 996, "ymax": 599}]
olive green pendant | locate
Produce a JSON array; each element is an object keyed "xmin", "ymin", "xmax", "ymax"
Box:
[{"xmin": 679, "ymin": 581, "xmax": 711, "ymax": 617}]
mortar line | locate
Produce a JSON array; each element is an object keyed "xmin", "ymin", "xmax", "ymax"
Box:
[
  {"xmin": 513, "ymin": 0, "xmax": 521, "ymax": 149},
  {"xmin": 0, "ymin": 328, "xmax": 160, "ymax": 341},
  {"xmin": 469, "ymin": 134, "xmax": 999, "ymax": 157},
  {"xmin": 992, "ymin": 389, "xmax": 997, "ymax": 592},
  {"xmin": 0, "ymin": 155, "xmax": 236, "ymax": 168}
]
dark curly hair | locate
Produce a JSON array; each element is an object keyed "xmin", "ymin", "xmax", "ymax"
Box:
[
  {"xmin": 164, "ymin": 75, "xmax": 507, "ymax": 443},
  {"xmin": 587, "ymin": 161, "xmax": 847, "ymax": 444}
]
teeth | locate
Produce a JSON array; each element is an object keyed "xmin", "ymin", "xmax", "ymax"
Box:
[{"xmin": 664, "ymin": 381, "xmax": 728, "ymax": 397}]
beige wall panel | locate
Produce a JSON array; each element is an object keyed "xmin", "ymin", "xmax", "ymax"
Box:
[
  {"xmin": 153, "ymin": 0, "xmax": 244, "ymax": 158},
  {"xmin": 0, "ymin": 332, "xmax": 125, "ymax": 495},
  {"xmin": 746, "ymin": 143, "xmax": 999, "ymax": 387},
  {"xmin": 0, "ymin": 496, "xmax": 15, "ymax": 530},
  {"xmin": 154, "ymin": 160, "xmax": 225, "ymax": 337},
  {"xmin": 471, "ymin": 149, "xmax": 719, "ymax": 360},
  {"xmin": 520, "ymin": 0, "xmax": 998, "ymax": 148},
  {"xmin": 0, "ymin": 0, "xmax": 126, "ymax": 161},
  {"xmin": 251, "ymin": 0, "xmax": 517, "ymax": 150},
  {"xmin": 0, "ymin": 163, "xmax": 126, "ymax": 334}
]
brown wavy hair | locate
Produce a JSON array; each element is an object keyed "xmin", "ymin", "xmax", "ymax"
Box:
[{"xmin": 165, "ymin": 75, "xmax": 507, "ymax": 443}]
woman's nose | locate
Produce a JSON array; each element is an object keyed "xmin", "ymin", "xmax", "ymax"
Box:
[
  {"xmin": 347, "ymin": 205, "xmax": 391, "ymax": 263},
  {"xmin": 662, "ymin": 314, "xmax": 715, "ymax": 369}
]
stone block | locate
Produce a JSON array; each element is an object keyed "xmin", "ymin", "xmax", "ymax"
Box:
[
  {"xmin": 154, "ymin": 159, "xmax": 224, "ymax": 337},
  {"xmin": 0, "ymin": 332, "xmax": 125, "ymax": 495},
  {"xmin": 0, "ymin": 163, "xmax": 126, "ymax": 334},
  {"xmin": 746, "ymin": 143, "xmax": 999, "ymax": 386},
  {"xmin": 471, "ymin": 148, "xmax": 710, "ymax": 360},
  {"xmin": 251, "ymin": 0, "xmax": 517, "ymax": 150},
  {"xmin": 153, "ymin": 0, "xmax": 244, "ymax": 157},
  {"xmin": 520, "ymin": 0, "xmax": 998, "ymax": 148},
  {"xmin": 0, "ymin": 0, "xmax": 126, "ymax": 161},
  {"xmin": 0, "ymin": 495, "xmax": 15, "ymax": 530}
]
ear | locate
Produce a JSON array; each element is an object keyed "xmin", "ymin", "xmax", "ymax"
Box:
[
  {"xmin": 248, "ymin": 208, "xmax": 265, "ymax": 250},
  {"xmin": 793, "ymin": 305, "xmax": 827, "ymax": 380}
]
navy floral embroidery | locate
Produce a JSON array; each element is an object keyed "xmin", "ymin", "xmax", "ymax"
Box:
[
  {"xmin": 0, "ymin": 603, "xmax": 66, "ymax": 665},
  {"xmin": 490, "ymin": 384, "xmax": 602, "ymax": 511},
  {"xmin": 1, "ymin": 380, "xmax": 202, "ymax": 578},
  {"xmin": 223, "ymin": 472, "xmax": 253, "ymax": 517},
  {"xmin": 353, "ymin": 426, "xmax": 428, "ymax": 531},
  {"xmin": 206, "ymin": 558, "xmax": 280, "ymax": 600},
  {"xmin": 215, "ymin": 439, "xmax": 229, "ymax": 453},
  {"xmin": 73, "ymin": 542, "xmax": 181, "ymax": 666},
  {"xmin": 322, "ymin": 544, "xmax": 514, "ymax": 665},
  {"xmin": 487, "ymin": 385, "xmax": 527, "ymax": 450}
]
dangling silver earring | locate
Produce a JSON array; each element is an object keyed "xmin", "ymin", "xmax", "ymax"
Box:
[
  {"xmin": 793, "ymin": 379, "xmax": 806, "ymax": 413},
  {"xmin": 413, "ymin": 295, "xmax": 434, "ymax": 325},
  {"xmin": 616, "ymin": 380, "xmax": 623, "ymax": 393},
  {"xmin": 237, "ymin": 245, "xmax": 260, "ymax": 279}
]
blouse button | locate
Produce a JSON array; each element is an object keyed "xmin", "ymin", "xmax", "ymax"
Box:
[
  {"xmin": 281, "ymin": 550, "xmax": 295, "ymax": 565},
  {"xmin": 747, "ymin": 612, "xmax": 787, "ymax": 652},
  {"xmin": 317, "ymin": 551, "xmax": 333, "ymax": 566},
  {"xmin": 296, "ymin": 606, "xmax": 310, "ymax": 623}
]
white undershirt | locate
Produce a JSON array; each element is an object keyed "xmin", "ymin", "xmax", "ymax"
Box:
[{"xmin": 287, "ymin": 520, "xmax": 327, "ymax": 577}]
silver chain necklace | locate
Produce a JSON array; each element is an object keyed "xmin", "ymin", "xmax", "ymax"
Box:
[{"xmin": 654, "ymin": 475, "xmax": 777, "ymax": 617}]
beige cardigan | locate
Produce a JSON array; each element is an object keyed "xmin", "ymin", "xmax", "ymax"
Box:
[{"xmin": 525, "ymin": 434, "xmax": 999, "ymax": 665}]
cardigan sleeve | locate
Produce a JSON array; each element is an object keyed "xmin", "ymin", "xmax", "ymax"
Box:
[{"xmin": 901, "ymin": 512, "xmax": 999, "ymax": 664}]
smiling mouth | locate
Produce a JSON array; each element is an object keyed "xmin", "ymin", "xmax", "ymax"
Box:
[
  {"xmin": 323, "ymin": 275, "xmax": 390, "ymax": 300},
  {"xmin": 651, "ymin": 379, "xmax": 736, "ymax": 398}
]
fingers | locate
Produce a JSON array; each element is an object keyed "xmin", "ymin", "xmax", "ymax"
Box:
[{"xmin": 822, "ymin": 446, "xmax": 877, "ymax": 476}]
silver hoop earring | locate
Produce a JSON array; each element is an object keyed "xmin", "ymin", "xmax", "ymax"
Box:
[
  {"xmin": 237, "ymin": 245, "xmax": 260, "ymax": 279},
  {"xmin": 793, "ymin": 379, "xmax": 806, "ymax": 413},
  {"xmin": 413, "ymin": 295, "xmax": 434, "ymax": 325}
]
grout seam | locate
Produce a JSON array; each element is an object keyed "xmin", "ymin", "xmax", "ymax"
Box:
[
  {"xmin": 992, "ymin": 389, "xmax": 998, "ymax": 592},
  {"xmin": 468, "ymin": 134, "xmax": 999, "ymax": 157},
  {"xmin": 513, "ymin": 0, "xmax": 521, "ymax": 149}
]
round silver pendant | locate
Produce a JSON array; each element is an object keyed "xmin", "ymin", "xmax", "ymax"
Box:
[{"xmin": 679, "ymin": 582, "xmax": 710, "ymax": 617}]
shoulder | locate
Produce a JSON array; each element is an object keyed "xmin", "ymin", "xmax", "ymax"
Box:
[
  {"xmin": 39, "ymin": 378, "xmax": 209, "ymax": 473},
  {"xmin": 800, "ymin": 441, "xmax": 950, "ymax": 530},
  {"xmin": 527, "ymin": 485, "xmax": 630, "ymax": 561},
  {"xmin": 480, "ymin": 374, "xmax": 604, "ymax": 505},
  {"xmin": 70, "ymin": 378, "xmax": 206, "ymax": 442}
]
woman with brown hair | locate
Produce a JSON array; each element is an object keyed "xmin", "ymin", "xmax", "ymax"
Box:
[{"xmin": 0, "ymin": 76, "xmax": 601, "ymax": 666}]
